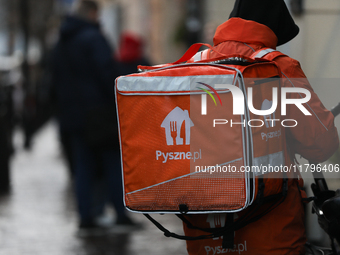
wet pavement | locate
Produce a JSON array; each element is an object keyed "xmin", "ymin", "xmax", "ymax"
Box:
[{"xmin": 0, "ymin": 122, "xmax": 188, "ymax": 255}]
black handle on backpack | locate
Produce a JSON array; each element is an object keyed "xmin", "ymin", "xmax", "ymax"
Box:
[{"xmin": 144, "ymin": 214, "xmax": 226, "ymax": 241}]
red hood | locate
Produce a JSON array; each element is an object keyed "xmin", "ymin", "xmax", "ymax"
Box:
[
  {"xmin": 213, "ymin": 18, "xmax": 278, "ymax": 49},
  {"xmin": 116, "ymin": 33, "xmax": 143, "ymax": 63}
]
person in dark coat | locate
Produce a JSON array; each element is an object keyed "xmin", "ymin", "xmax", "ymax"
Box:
[{"xmin": 53, "ymin": 0, "xmax": 137, "ymax": 234}]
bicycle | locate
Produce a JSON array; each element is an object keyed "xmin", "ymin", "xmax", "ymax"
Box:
[{"xmin": 305, "ymin": 102, "xmax": 340, "ymax": 255}]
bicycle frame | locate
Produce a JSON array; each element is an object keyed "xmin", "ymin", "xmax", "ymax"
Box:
[{"xmin": 310, "ymin": 102, "xmax": 340, "ymax": 254}]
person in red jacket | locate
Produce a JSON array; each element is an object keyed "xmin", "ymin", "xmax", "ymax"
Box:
[
  {"xmin": 183, "ymin": 0, "xmax": 339, "ymax": 254},
  {"xmin": 115, "ymin": 32, "xmax": 151, "ymax": 76}
]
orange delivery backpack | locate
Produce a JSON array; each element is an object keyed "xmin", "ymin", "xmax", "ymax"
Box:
[{"xmin": 115, "ymin": 43, "xmax": 289, "ymax": 242}]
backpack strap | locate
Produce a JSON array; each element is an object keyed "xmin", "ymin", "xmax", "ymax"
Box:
[
  {"xmin": 143, "ymin": 179, "xmax": 288, "ymax": 248},
  {"xmin": 250, "ymin": 48, "xmax": 286, "ymax": 61},
  {"xmin": 194, "ymin": 47, "xmax": 286, "ymax": 63},
  {"xmin": 192, "ymin": 46, "xmax": 287, "ymax": 63}
]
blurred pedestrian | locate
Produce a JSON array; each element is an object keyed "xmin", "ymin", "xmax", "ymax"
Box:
[
  {"xmin": 0, "ymin": 81, "xmax": 14, "ymax": 194},
  {"xmin": 115, "ymin": 32, "xmax": 151, "ymax": 75},
  {"xmin": 52, "ymin": 0, "xmax": 137, "ymax": 235}
]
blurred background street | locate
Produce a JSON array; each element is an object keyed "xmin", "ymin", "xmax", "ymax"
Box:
[{"xmin": 0, "ymin": 122, "xmax": 187, "ymax": 255}]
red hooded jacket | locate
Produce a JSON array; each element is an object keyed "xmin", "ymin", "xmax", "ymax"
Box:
[{"xmin": 183, "ymin": 18, "xmax": 339, "ymax": 255}]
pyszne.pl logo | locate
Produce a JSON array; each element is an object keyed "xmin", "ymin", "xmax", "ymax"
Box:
[{"xmin": 156, "ymin": 107, "xmax": 201, "ymax": 163}]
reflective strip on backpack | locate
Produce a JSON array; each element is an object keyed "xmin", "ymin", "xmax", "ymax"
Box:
[
  {"xmin": 193, "ymin": 50, "xmax": 210, "ymax": 62},
  {"xmin": 193, "ymin": 52, "xmax": 202, "ymax": 62},
  {"xmin": 253, "ymin": 151, "xmax": 285, "ymax": 176},
  {"xmin": 254, "ymin": 48, "xmax": 276, "ymax": 59},
  {"xmin": 117, "ymin": 74, "xmax": 235, "ymax": 93},
  {"xmin": 202, "ymin": 49, "xmax": 209, "ymax": 60}
]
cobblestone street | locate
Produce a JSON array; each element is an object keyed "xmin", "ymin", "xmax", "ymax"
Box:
[{"xmin": 0, "ymin": 122, "xmax": 187, "ymax": 255}]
